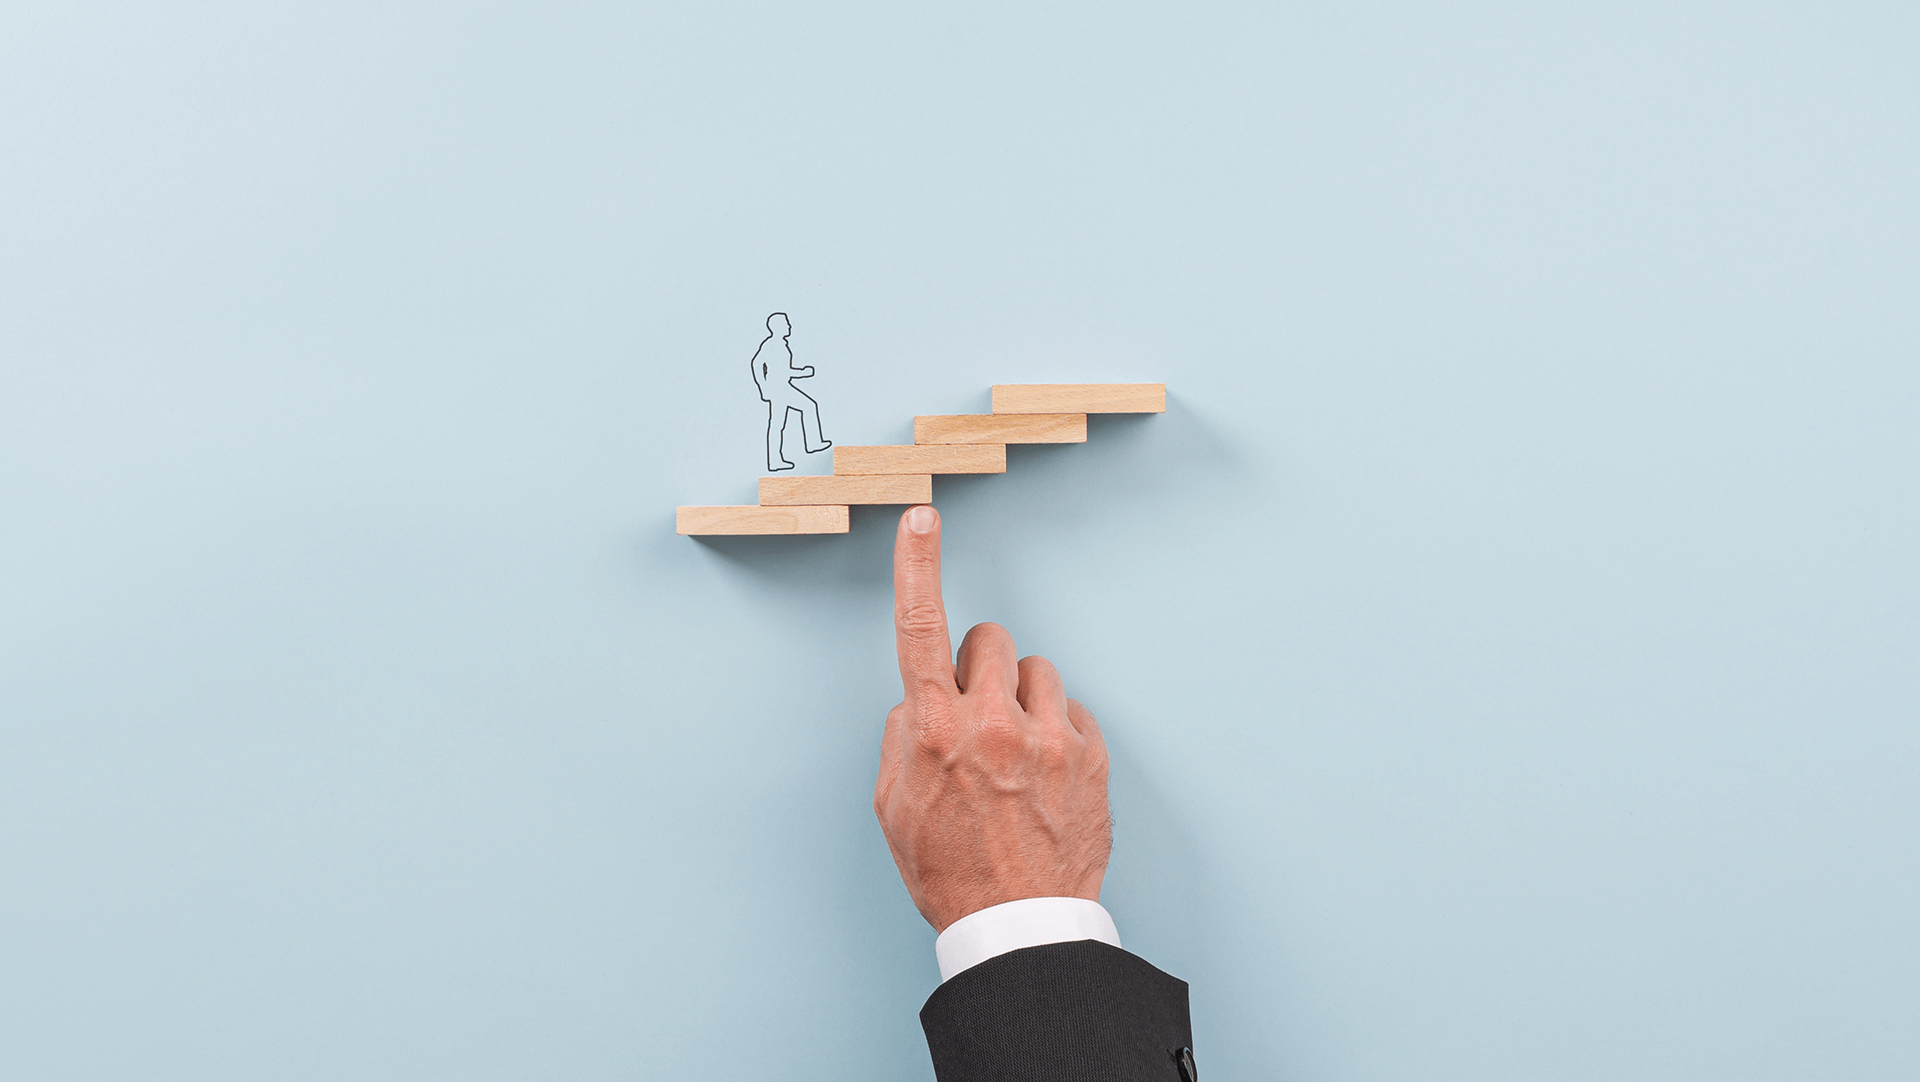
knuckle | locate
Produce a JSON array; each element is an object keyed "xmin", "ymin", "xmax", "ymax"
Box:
[
  {"xmin": 897, "ymin": 600, "xmax": 947, "ymax": 638},
  {"xmin": 1066, "ymin": 698, "xmax": 1101, "ymax": 731},
  {"xmin": 1037, "ymin": 727, "xmax": 1073, "ymax": 766},
  {"xmin": 974, "ymin": 713, "xmax": 1025, "ymax": 756},
  {"xmin": 1089, "ymin": 743, "xmax": 1111, "ymax": 780},
  {"xmin": 969, "ymin": 620, "xmax": 1011, "ymax": 641},
  {"xmin": 966, "ymin": 622, "xmax": 1016, "ymax": 654},
  {"xmin": 915, "ymin": 712, "xmax": 960, "ymax": 757}
]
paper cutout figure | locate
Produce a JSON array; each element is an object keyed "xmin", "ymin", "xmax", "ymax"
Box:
[{"xmin": 751, "ymin": 312, "xmax": 831, "ymax": 472}]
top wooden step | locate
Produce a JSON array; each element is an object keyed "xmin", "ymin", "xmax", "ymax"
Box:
[{"xmin": 991, "ymin": 383, "xmax": 1166, "ymax": 415}]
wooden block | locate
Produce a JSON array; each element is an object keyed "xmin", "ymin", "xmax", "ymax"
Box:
[
  {"xmin": 991, "ymin": 383, "xmax": 1166, "ymax": 414},
  {"xmin": 914, "ymin": 413, "xmax": 1087, "ymax": 445},
  {"xmin": 833, "ymin": 444, "xmax": 1007, "ymax": 475},
  {"xmin": 759, "ymin": 474, "xmax": 933, "ymax": 506},
  {"xmin": 676, "ymin": 505, "xmax": 849, "ymax": 535}
]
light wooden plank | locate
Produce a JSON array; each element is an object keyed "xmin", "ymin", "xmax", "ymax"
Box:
[
  {"xmin": 676, "ymin": 505, "xmax": 849, "ymax": 535},
  {"xmin": 759, "ymin": 474, "xmax": 933, "ymax": 506},
  {"xmin": 914, "ymin": 413, "xmax": 1087, "ymax": 445},
  {"xmin": 991, "ymin": 383, "xmax": 1166, "ymax": 414},
  {"xmin": 833, "ymin": 444, "xmax": 1007, "ymax": 475}
]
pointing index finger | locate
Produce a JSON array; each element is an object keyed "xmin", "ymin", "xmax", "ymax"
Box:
[{"xmin": 894, "ymin": 505, "xmax": 957, "ymax": 707}]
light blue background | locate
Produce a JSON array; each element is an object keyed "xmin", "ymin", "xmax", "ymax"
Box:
[{"xmin": 3, "ymin": 2, "xmax": 1916, "ymax": 1078}]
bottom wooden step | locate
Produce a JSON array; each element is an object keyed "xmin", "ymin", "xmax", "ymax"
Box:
[{"xmin": 677, "ymin": 505, "xmax": 849, "ymax": 535}]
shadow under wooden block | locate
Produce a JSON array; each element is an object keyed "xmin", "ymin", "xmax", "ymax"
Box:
[
  {"xmin": 833, "ymin": 445, "xmax": 1007, "ymax": 475},
  {"xmin": 676, "ymin": 505, "xmax": 849, "ymax": 535},
  {"xmin": 991, "ymin": 383, "xmax": 1166, "ymax": 414},
  {"xmin": 759, "ymin": 474, "xmax": 932, "ymax": 506},
  {"xmin": 914, "ymin": 413, "xmax": 1087, "ymax": 445}
]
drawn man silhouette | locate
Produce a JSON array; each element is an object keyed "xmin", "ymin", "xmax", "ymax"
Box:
[{"xmin": 750, "ymin": 312, "xmax": 831, "ymax": 472}]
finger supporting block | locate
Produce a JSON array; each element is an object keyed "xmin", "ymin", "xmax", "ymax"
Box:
[
  {"xmin": 833, "ymin": 445, "xmax": 1007, "ymax": 475},
  {"xmin": 676, "ymin": 505, "xmax": 850, "ymax": 535},
  {"xmin": 759, "ymin": 474, "xmax": 933, "ymax": 506},
  {"xmin": 913, "ymin": 413, "xmax": 1087, "ymax": 445},
  {"xmin": 990, "ymin": 383, "xmax": 1166, "ymax": 414}
]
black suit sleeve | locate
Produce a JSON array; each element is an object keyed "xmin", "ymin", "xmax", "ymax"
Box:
[{"xmin": 919, "ymin": 940, "xmax": 1194, "ymax": 1082}]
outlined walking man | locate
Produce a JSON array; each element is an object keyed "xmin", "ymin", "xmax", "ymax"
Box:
[{"xmin": 750, "ymin": 312, "xmax": 831, "ymax": 472}]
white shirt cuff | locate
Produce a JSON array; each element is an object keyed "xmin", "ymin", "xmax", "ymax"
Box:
[{"xmin": 933, "ymin": 897, "xmax": 1121, "ymax": 983}]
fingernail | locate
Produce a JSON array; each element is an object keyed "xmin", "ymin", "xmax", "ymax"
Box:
[{"xmin": 906, "ymin": 505, "xmax": 937, "ymax": 534}]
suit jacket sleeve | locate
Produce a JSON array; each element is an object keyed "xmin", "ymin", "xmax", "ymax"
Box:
[{"xmin": 919, "ymin": 939, "xmax": 1193, "ymax": 1082}]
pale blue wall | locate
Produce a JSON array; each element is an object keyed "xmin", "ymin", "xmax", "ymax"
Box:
[{"xmin": 3, "ymin": 2, "xmax": 1916, "ymax": 1078}]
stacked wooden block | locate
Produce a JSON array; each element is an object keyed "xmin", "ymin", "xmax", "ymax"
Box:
[{"xmin": 676, "ymin": 383, "xmax": 1165, "ymax": 535}]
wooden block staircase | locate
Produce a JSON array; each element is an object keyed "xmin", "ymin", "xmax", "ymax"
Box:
[{"xmin": 676, "ymin": 383, "xmax": 1165, "ymax": 535}]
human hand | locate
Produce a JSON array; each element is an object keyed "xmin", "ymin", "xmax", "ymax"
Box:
[{"xmin": 873, "ymin": 505, "xmax": 1112, "ymax": 932}]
